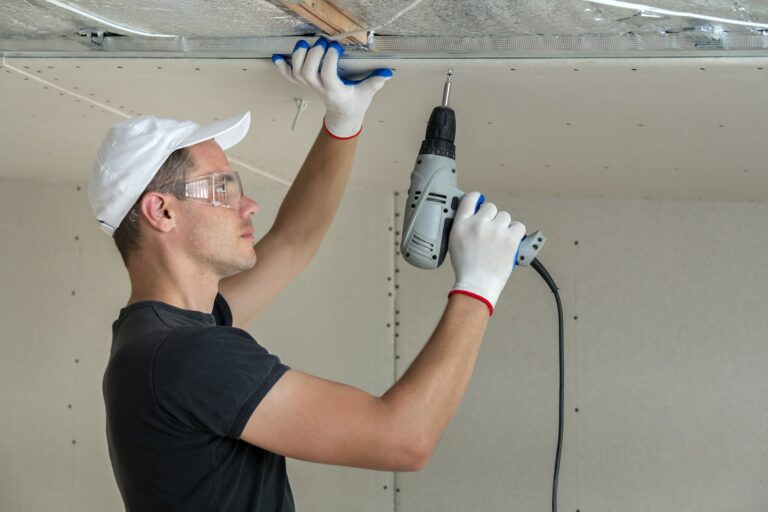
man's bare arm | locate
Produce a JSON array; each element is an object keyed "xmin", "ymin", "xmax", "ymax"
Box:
[
  {"xmin": 219, "ymin": 128, "xmax": 357, "ymax": 327},
  {"xmin": 240, "ymin": 293, "xmax": 490, "ymax": 471},
  {"xmin": 240, "ymin": 194, "xmax": 524, "ymax": 470},
  {"xmin": 220, "ymin": 39, "xmax": 391, "ymax": 327}
]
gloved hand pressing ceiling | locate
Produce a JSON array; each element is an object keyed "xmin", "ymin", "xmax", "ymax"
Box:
[{"xmin": 272, "ymin": 38, "xmax": 393, "ymax": 139}]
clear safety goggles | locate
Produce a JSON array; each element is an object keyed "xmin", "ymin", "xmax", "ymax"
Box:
[{"xmin": 182, "ymin": 171, "xmax": 243, "ymax": 208}]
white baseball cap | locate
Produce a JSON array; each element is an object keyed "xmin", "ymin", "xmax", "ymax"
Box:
[{"xmin": 89, "ymin": 111, "xmax": 251, "ymax": 236}]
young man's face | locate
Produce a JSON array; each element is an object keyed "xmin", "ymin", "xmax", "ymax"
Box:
[{"xmin": 177, "ymin": 139, "xmax": 260, "ymax": 278}]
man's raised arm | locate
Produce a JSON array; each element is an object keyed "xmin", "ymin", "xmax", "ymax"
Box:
[
  {"xmin": 220, "ymin": 38, "xmax": 392, "ymax": 326},
  {"xmin": 240, "ymin": 192, "xmax": 527, "ymax": 470}
]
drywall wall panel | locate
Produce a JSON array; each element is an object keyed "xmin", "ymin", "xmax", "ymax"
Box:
[
  {"xmin": 0, "ymin": 175, "xmax": 396, "ymax": 511},
  {"xmin": 0, "ymin": 57, "xmax": 299, "ymax": 189},
  {"xmin": 245, "ymin": 185, "xmax": 397, "ymax": 512},
  {"xmin": 0, "ymin": 179, "xmax": 90, "ymax": 511},
  {"xmin": 394, "ymin": 192, "xmax": 768, "ymax": 512}
]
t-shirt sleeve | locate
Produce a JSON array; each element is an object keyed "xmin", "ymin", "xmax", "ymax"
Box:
[
  {"xmin": 212, "ymin": 293, "xmax": 233, "ymax": 327},
  {"xmin": 152, "ymin": 327, "xmax": 290, "ymax": 438}
]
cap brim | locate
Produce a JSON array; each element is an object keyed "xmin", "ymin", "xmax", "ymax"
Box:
[{"xmin": 176, "ymin": 111, "xmax": 251, "ymax": 151}]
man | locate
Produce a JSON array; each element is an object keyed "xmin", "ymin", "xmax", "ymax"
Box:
[{"xmin": 90, "ymin": 38, "xmax": 526, "ymax": 511}]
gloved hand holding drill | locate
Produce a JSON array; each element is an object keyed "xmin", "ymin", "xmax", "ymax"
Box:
[
  {"xmin": 274, "ymin": 42, "xmax": 526, "ymax": 317},
  {"xmin": 448, "ymin": 191, "xmax": 526, "ymax": 317},
  {"xmin": 272, "ymin": 38, "xmax": 393, "ymax": 139}
]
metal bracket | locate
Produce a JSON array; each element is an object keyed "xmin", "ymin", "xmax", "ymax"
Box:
[{"xmin": 77, "ymin": 28, "xmax": 105, "ymax": 45}]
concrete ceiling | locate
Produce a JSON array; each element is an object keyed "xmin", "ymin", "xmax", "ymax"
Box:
[
  {"xmin": 2, "ymin": 55, "xmax": 767, "ymax": 203},
  {"xmin": 3, "ymin": 1, "xmax": 768, "ymax": 55}
]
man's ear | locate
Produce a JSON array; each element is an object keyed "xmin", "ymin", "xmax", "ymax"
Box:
[{"xmin": 139, "ymin": 192, "xmax": 176, "ymax": 233}]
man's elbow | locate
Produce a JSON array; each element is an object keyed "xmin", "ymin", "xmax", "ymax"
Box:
[
  {"xmin": 376, "ymin": 400, "xmax": 435, "ymax": 471},
  {"xmin": 394, "ymin": 436, "xmax": 433, "ymax": 472},
  {"xmin": 405, "ymin": 450, "xmax": 431, "ymax": 472}
]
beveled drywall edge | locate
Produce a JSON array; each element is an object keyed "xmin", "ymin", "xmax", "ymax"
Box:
[{"xmin": 4, "ymin": 32, "xmax": 768, "ymax": 59}]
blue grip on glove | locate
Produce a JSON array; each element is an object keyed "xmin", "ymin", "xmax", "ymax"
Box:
[
  {"xmin": 475, "ymin": 193, "xmax": 485, "ymax": 213},
  {"xmin": 271, "ymin": 38, "xmax": 393, "ymax": 87}
]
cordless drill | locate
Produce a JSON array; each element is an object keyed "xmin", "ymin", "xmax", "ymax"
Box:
[{"xmin": 400, "ymin": 70, "xmax": 546, "ymax": 270}]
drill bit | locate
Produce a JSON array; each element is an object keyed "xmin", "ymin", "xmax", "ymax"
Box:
[{"xmin": 442, "ymin": 69, "xmax": 453, "ymax": 107}]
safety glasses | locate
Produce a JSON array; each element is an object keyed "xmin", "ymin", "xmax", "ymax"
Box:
[{"xmin": 182, "ymin": 171, "xmax": 243, "ymax": 209}]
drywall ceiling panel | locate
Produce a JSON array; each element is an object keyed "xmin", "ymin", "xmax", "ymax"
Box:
[
  {"xmin": 0, "ymin": 57, "xmax": 293, "ymax": 189},
  {"xmin": 2, "ymin": 56, "xmax": 768, "ymax": 203}
]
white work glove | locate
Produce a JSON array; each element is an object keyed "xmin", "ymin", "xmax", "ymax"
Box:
[
  {"xmin": 272, "ymin": 38, "xmax": 393, "ymax": 139},
  {"xmin": 448, "ymin": 191, "xmax": 526, "ymax": 317}
]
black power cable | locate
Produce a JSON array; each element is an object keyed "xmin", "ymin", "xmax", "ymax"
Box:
[{"xmin": 529, "ymin": 258, "xmax": 564, "ymax": 512}]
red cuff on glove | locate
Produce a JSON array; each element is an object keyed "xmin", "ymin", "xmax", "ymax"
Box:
[
  {"xmin": 323, "ymin": 118, "xmax": 363, "ymax": 140},
  {"xmin": 448, "ymin": 290, "xmax": 494, "ymax": 317}
]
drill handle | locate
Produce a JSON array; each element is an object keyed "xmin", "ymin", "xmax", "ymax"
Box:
[{"xmin": 516, "ymin": 230, "xmax": 547, "ymax": 267}]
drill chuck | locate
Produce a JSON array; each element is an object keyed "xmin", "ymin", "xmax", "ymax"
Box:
[{"xmin": 419, "ymin": 106, "xmax": 456, "ymax": 160}]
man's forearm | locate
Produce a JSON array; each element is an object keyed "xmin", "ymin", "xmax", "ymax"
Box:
[
  {"xmin": 269, "ymin": 127, "xmax": 357, "ymax": 249},
  {"xmin": 381, "ymin": 294, "xmax": 490, "ymax": 459}
]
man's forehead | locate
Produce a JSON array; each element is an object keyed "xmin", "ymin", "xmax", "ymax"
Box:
[{"xmin": 187, "ymin": 139, "xmax": 232, "ymax": 176}]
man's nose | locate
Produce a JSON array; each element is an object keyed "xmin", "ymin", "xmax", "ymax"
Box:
[{"xmin": 240, "ymin": 195, "xmax": 260, "ymax": 217}]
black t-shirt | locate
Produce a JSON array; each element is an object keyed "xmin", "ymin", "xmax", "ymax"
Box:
[{"xmin": 103, "ymin": 294, "xmax": 293, "ymax": 511}]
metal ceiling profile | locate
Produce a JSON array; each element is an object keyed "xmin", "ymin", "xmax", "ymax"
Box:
[{"xmin": 3, "ymin": 0, "xmax": 768, "ymax": 58}]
